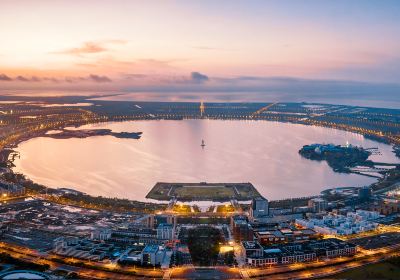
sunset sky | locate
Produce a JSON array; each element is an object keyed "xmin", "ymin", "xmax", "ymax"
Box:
[{"xmin": 1, "ymin": 0, "xmax": 400, "ymax": 100}]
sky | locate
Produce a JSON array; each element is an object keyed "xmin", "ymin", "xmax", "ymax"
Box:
[{"xmin": 0, "ymin": 0, "xmax": 399, "ymax": 104}]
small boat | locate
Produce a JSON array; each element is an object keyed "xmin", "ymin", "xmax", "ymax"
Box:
[{"xmin": 201, "ymin": 139, "xmax": 206, "ymax": 148}]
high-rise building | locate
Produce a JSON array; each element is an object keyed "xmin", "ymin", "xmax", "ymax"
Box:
[
  {"xmin": 231, "ymin": 215, "xmax": 254, "ymax": 241},
  {"xmin": 308, "ymin": 198, "xmax": 328, "ymax": 213},
  {"xmin": 358, "ymin": 186, "xmax": 372, "ymax": 202},
  {"xmin": 200, "ymin": 101, "xmax": 205, "ymax": 117},
  {"xmin": 146, "ymin": 214, "xmax": 177, "ymax": 229},
  {"xmin": 250, "ymin": 197, "xmax": 269, "ymax": 221},
  {"xmin": 157, "ymin": 223, "xmax": 175, "ymax": 240}
]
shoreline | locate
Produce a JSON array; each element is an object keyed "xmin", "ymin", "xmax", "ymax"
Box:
[
  {"xmin": 298, "ymin": 143, "xmax": 399, "ymax": 179},
  {"xmin": 2, "ymin": 118, "xmax": 399, "ymax": 207}
]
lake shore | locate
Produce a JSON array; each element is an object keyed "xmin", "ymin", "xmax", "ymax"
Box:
[{"xmin": 10, "ymin": 119, "xmax": 398, "ymax": 201}]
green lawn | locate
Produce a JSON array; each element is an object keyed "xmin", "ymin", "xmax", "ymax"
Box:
[
  {"xmin": 147, "ymin": 183, "xmax": 261, "ymax": 201},
  {"xmin": 174, "ymin": 186, "xmax": 235, "ymax": 198}
]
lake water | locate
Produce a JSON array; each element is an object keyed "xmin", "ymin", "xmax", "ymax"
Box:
[{"xmin": 12, "ymin": 120, "xmax": 399, "ymax": 201}]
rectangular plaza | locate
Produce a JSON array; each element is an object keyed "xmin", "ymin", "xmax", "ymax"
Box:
[{"xmin": 146, "ymin": 182, "xmax": 262, "ymax": 202}]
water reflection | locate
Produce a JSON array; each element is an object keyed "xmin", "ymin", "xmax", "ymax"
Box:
[{"xmin": 13, "ymin": 120, "xmax": 399, "ymax": 200}]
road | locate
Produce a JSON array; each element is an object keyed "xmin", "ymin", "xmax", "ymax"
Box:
[
  {"xmin": 167, "ymin": 238, "xmax": 400, "ymax": 279},
  {"xmin": 244, "ymin": 243, "xmax": 400, "ymax": 279},
  {"xmin": 251, "ymin": 103, "xmax": 277, "ymax": 117},
  {"xmin": 0, "ymin": 242, "xmax": 163, "ymax": 279},
  {"xmin": 1, "ymin": 232, "xmax": 400, "ymax": 279}
]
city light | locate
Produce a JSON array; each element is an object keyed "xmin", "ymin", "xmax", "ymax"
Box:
[{"xmin": 0, "ymin": 2, "xmax": 399, "ymax": 279}]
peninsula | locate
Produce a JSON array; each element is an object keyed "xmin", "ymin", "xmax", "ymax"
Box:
[{"xmin": 299, "ymin": 143, "xmax": 372, "ymax": 172}]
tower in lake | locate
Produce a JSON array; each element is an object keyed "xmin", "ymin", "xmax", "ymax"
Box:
[{"xmin": 200, "ymin": 101, "xmax": 205, "ymax": 117}]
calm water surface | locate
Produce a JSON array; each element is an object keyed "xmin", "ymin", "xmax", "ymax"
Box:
[{"xmin": 13, "ymin": 120, "xmax": 399, "ymax": 200}]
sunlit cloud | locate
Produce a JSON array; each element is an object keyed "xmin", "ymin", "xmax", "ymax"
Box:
[
  {"xmin": 52, "ymin": 42, "xmax": 107, "ymax": 56},
  {"xmin": 51, "ymin": 40, "xmax": 127, "ymax": 56}
]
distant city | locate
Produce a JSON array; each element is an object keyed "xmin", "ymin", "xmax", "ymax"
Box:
[{"xmin": 0, "ymin": 95, "xmax": 399, "ymax": 279}]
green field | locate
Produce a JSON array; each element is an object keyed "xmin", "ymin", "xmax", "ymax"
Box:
[
  {"xmin": 146, "ymin": 182, "xmax": 262, "ymax": 201},
  {"xmin": 174, "ymin": 186, "xmax": 235, "ymax": 198}
]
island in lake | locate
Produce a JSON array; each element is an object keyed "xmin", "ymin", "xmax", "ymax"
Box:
[
  {"xmin": 394, "ymin": 145, "xmax": 400, "ymax": 158},
  {"xmin": 299, "ymin": 143, "xmax": 373, "ymax": 173},
  {"xmin": 44, "ymin": 129, "xmax": 142, "ymax": 140}
]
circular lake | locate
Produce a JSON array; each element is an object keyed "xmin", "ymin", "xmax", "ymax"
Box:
[{"xmin": 12, "ymin": 120, "xmax": 399, "ymax": 201}]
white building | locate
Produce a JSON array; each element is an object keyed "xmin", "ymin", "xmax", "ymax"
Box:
[
  {"xmin": 141, "ymin": 244, "xmax": 167, "ymax": 266},
  {"xmin": 54, "ymin": 237, "xmax": 79, "ymax": 252},
  {"xmin": 91, "ymin": 229, "xmax": 111, "ymax": 241},
  {"xmin": 296, "ymin": 210, "xmax": 380, "ymax": 236}
]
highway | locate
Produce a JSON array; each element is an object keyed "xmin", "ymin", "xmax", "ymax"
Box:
[{"xmin": 251, "ymin": 103, "xmax": 277, "ymax": 117}]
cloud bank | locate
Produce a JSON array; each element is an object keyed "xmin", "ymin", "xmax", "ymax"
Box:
[
  {"xmin": 88, "ymin": 74, "xmax": 112, "ymax": 83},
  {"xmin": 190, "ymin": 72, "xmax": 209, "ymax": 83},
  {"xmin": 0, "ymin": 71, "xmax": 399, "ymax": 108},
  {"xmin": 0, "ymin": 73, "xmax": 112, "ymax": 83},
  {"xmin": 0, "ymin": 74, "xmax": 12, "ymax": 81}
]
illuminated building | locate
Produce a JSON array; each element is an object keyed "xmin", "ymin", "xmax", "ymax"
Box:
[
  {"xmin": 156, "ymin": 223, "xmax": 175, "ymax": 240},
  {"xmin": 199, "ymin": 101, "xmax": 205, "ymax": 117},
  {"xmin": 231, "ymin": 215, "xmax": 254, "ymax": 241},
  {"xmin": 250, "ymin": 197, "xmax": 269, "ymax": 221},
  {"xmin": 141, "ymin": 244, "xmax": 166, "ymax": 266}
]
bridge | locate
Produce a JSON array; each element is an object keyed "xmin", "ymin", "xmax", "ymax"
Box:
[
  {"xmin": 350, "ymin": 166, "xmax": 393, "ymax": 173},
  {"xmin": 251, "ymin": 103, "xmax": 277, "ymax": 117}
]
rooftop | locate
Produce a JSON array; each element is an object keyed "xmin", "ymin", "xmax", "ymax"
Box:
[
  {"xmin": 242, "ymin": 241, "xmax": 263, "ymax": 250},
  {"xmin": 143, "ymin": 244, "xmax": 160, "ymax": 254}
]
